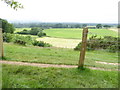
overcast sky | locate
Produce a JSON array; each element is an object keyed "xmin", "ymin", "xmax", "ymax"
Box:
[{"xmin": 0, "ymin": 0, "xmax": 119, "ymax": 23}]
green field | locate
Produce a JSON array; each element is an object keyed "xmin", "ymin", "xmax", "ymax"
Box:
[
  {"xmin": 2, "ymin": 28, "xmax": 118, "ymax": 88},
  {"xmin": 3, "ymin": 43, "xmax": 118, "ymax": 69},
  {"xmin": 2, "ymin": 64, "xmax": 118, "ymax": 88},
  {"xmin": 14, "ymin": 28, "xmax": 118, "ymax": 48},
  {"xmin": 44, "ymin": 28, "xmax": 118, "ymax": 39},
  {"xmin": 15, "ymin": 28, "xmax": 118, "ymax": 39}
]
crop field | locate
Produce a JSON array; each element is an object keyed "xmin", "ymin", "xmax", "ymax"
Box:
[
  {"xmin": 36, "ymin": 37, "xmax": 81, "ymax": 48},
  {"xmin": 44, "ymin": 28, "xmax": 118, "ymax": 39}
]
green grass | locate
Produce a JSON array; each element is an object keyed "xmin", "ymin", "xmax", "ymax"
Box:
[
  {"xmin": 3, "ymin": 43, "xmax": 118, "ymax": 69},
  {"xmin": 44, "ymin": 28, "xmax": 118, "ymax": 39},
  {"xmin": 2, "ymin": 64, "xmax": 118, "ymax": 88}
]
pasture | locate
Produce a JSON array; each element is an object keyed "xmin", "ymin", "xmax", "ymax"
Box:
[
  {"xmin": 2, "ymin": 64, "xmax": 118, "ymax": 88},
  {"xmin": 44, "ymin": 28, "xmax": 118, "ymax": 39},
  {"xmin": 3, "ymin": 43, "xmax": 118, "ymax": 69}
]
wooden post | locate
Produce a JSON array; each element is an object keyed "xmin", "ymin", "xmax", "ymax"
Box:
[
  {"xmin": 78, "ymin": 27, "xmax": 88, "ymax": 69},
  {"xmin": 0, "ymin": 28, "xmax": 4, "ymax": 59}
]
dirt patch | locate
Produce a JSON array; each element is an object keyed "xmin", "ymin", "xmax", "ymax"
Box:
[{"xmin": 0, "ymin": 60, "xmax": 118, "ymax": 71}]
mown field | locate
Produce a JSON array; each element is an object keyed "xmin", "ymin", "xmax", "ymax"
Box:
[
  {"xmin": 2, "ymin": 64, "xmax": 118, "ymax": 88},
  {"xmin": 3, "ymin": 43, "xmax": 118, "ymax": 69},
  {"xmin": 15, "ymin": 28, "xmax": 118, "ymax": 39},
  {"xmin": 44, "ymin": 28, "xmax": 118, "ymax": 39}
]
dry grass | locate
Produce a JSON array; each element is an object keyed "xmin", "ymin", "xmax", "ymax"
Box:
[{"xmin": 36, "ymin": 37, "xmax": 81, "ymax": 48}]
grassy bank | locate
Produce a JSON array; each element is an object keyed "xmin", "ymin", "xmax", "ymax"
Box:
[
  {"xmin": 3, "ymin": 43, "xmax": 118, "ymax": 69},
  {"xmin": 2, "ymin": 64, "xmax": 118, "ymax": 88}
]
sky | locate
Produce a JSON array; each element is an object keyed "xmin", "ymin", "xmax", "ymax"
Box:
[{"xmin": 0, "ymin": 0, "xmax": 119, "ymax": 23}]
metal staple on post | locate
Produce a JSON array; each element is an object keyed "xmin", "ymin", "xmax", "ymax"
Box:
[{"xmin": 78, "ymin": 27, "xmax": 88, "ymax": 69}]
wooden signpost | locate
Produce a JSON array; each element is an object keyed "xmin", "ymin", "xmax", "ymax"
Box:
[
  {"xmin": 0, "ymin": 28, "xmax": 4, "ymax": 59},
  {"xmin": 78, "ymin": 27, "xmax": 88, "ymax": 69}
]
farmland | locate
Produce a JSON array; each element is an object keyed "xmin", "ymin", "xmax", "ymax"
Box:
[
  {"xmin": 15, "ymin": 28, "xmax": 118, "ymax": 48},
  {"xmin": 15, "ymin": 28, "xmax": 118, "ymax": 39},
  {"xmin": 44, "ymin": 28, "xmax": 118, "ymax": 39},
  {"xmin": 1, "ymin": 27, "xmax": 119, "ymax": 88}
]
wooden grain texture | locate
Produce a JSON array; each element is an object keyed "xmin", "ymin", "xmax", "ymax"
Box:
[{"xmin": 78, "ymin": 27, "xmax": 88, "ymax": 69}]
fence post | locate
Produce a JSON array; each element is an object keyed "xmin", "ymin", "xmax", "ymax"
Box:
[
  {"xmin": 0, "ymin": 28, "xmax": 4, "ymax": 59},
  {"xmin": 78, "ymin": 27, "xmax": 88, "ymax": 69}
]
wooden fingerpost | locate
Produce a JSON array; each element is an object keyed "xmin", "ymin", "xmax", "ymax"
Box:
[
  {"xmin": 78, "ymin": 27, "xmax": 88, "ymax": 69},
  {"xmin": 0, "ymin": 28, "xmax": 4, "ymax": 59}
]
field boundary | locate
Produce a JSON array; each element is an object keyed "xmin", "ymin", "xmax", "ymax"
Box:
[{"xmin": 0, "ymin": 60, "xmax": 118, "ymax": 71}]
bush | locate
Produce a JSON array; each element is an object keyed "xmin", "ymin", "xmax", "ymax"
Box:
[
  {"xmin": 74, "ymin": 35, "xmax": 119, "ymax": 52},
  {"xmin": 13, "ymin": 35, "xmax": 27, "ymax": 45},
  {"xmin": 37, "ymin": 32, "xmax": 46, "ymax": 37},
  {"xmin": 32, "ymin": 40, "xmax": 52, "ymax": 47},
  {"xmin": 17, "ymin": 27, "xmax": 46, "ymax": 36},
  {"xmin": 13, "ymin": 35, "xmax": 33, "ymax": 46},
  {"xmin": 30, "ymin": 27, "xmax": 43, "ymax": 35},
  {"xmin": 3, "ymin": 33, "xmax": 33, "ymax": 45},
  {"xmin": 17, "ymin": 30, "xmax": 30, "ymax": 35},
  {"xmin": 3, "ymin": 33, "xmax": 14, "ymax": 42}
]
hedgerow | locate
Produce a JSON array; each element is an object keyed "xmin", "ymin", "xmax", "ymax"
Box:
[{"xmin": 74, "ymin": 35, "xmax": 119, "ymax": 52}]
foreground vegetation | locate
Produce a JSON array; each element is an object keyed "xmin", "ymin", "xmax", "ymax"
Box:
[
  {"xmin": 2, "ymin": 64, "xmax": 118, "ymax": 88},
  {"xmin": 3, "ymin": 43, "xmax": 118, "ymax": 69}
]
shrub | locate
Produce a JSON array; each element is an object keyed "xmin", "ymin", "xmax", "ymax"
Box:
[
  {"xmin": 13, "ymin": 35, "xmax": 27, "ymax": 45},
  {"xmin": 17, "ymin": 27, "xmax": 45, "ymax": 36},
  {"xmin": 32, "ymin": 40, "xmax": 52, "ymax": 47},
  {"xmin": 17, "ymin": 30, "xmax": 30, "ymax": 35},
  {"xmin": 74, "ymin": 35, "xmax": 119, "ymax": 52},
  {"xmin": 3, "ymin": 33, "xmax": 14, "ymax": 42},
  {"xmin": 30, "ymin": 27, "xmax": 43, "ymax": 35},
  {"xmin": 37, "ymin": 32, "xmax": 46, "ymax": 37}
]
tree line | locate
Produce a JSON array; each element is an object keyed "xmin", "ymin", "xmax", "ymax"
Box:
[{"xmin": 13, "ymin": 23, "xmax": 116, "ymax": 29}]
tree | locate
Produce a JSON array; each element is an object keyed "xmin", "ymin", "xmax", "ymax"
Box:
[
  {"xmin": 96, "ymin": 24, "xmax": 102, "ymax": 29},
  {"xmin": 103, "ymin": 25, "xmax": 111, "ymax": 29},
  {"xmin": 0, "ymin": 18, "xmax": 15, "ymax": 33},
  {"xmin": 117, "ymin": 25, "xmax": 120, "ymax": 28},
  {"xmin": 1, "ymin": 0, "xmax": 23, "ymax": 10},
  {"xmin": 74, "ymin": 24, "xmax": 81, "ymax": 28},
  {"xmin": 82, "ymin": 24, "xmax": 87, "ymax": 28},
  {"xmin": 30, "ymin": 27, "xmax": 44, "ymax": 35}
]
